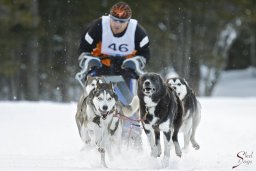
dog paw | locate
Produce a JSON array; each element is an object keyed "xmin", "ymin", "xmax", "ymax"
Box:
[
  {"xmin": 98, "ymin": 148, "xmax": 105, "ymax": 153},
  {"xmin": 151, "ymin": 146, "xmax": 161, "ymax": 158},
  {"xmin": 175, "ymin": 148, "xmax": 182, "ymax": 157},
  {"xmin": 174, "ymin": 142, "xmax": 182, "ymax": 157},
  {"xmin": 176, "ymin": 152, "xmax": 182, "ymax": 158},
  {"xmin": 162, "ymin": 156, "xmax": 169, "ymax": 168},
  {"xmin": 192, "ymin": 143, "xmax": 200, "ymax": 150},
  {"xmin": 100, "ymin": 157, "xmax": 108, "ymax": 168},
  {"xmin": 85, "ymin": 139, "xmax": 91, "ymax": 144}
]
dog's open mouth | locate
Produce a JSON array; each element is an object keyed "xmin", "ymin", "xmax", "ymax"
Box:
[
  {"xmin": 143, "ymin": 87, "xmax": 156, "ymax": 95},
  {"xmin": 99, "ymin": 110, "xmax": 109, "ymax": 120}
]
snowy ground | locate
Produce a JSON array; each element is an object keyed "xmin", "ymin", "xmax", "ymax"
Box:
[
  {"xmin": 212, "ymin": 67, "xmax": 256, "ymax": 97},
  {"xmin": 0, "ymin": 69, "xmax": 255, "ymax": 171}
]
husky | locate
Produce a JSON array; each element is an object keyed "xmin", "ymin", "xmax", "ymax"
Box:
[
  {"xmin": 75, "ymin": 76, "xmax": 105, "ymax": 142},
  {"xmin": 75, "ymin": 81, "xmax": 139, "ymax": 167},
  {"xmin": 137, "ymin": 73, "xmax": 183, "ymax": 167},
  {"xmin": 166, "ymin": 77, "xmax": 201, "ymax": 151}
]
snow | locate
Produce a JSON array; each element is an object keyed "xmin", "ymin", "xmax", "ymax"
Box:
[
  {"xmin": 0, "ymin": 69, "xmax": 256, "ymax": 171},
  {"xmin": 213, "ymin": 67, "xmax": 256, "ymax": 97}
]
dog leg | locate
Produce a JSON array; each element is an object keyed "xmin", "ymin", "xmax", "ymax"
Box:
[
  {"xmin": 191, "ymin": 104, "xmax": 201, "ymax": 150},
  {"xmin": 172, "ymin": 100, "xmax": 183, "ymax": 157},
  {"xmin": 98, "ymin": 148, "xmax": 107, "ymax": 168},
  {"xmin": 105, "ymin": 139, "xmax": 113, "ymax": 161},
  {"xmin": 172, "ymin": 130, "xmax": 182, "ymax": 157},
  {"xmin": 75, "ymin": 110, "xmax": 83, "ymax": 137},
  {"xmin": 81, "ymin": 126, "xmax": 91, "ymax": 144},
  {"xmin": 183, "ymin": 128, "xmax": 192, "ymax": 152},
  {"xmin": 80, "ymin": 127, "xmax": 91, "ymax": 151},
  {"xmin": 144, "ymin": 128, "xmax": 156, "ymax": 157},
  {"xmin": 95, "ymin": 136, "xmax": 107, "ymax": 167},
  {"xmin": 162, "ymin": 131, "xmax": 172, "ymax": 168},
  {"xmin": 182, "ymin": 118, "xmax": 192, "ymax": 152},
  {"xmin": 172, "ymin": 116, "xmax": 182, "ymax": 157},
  {"xmin": 95, "ymin": 127, "xmax": 109, "ymax": 167},
  {"xmin": 191, "ymin": 118, "xmax": 200, "ymax": 149},
  {"xmin": 155, "ymin": 131, "xmax": 162, "ymax": 157},
  {"xmin": 153, "ymin": 130, "xmax": 161, "ymax": 157}
]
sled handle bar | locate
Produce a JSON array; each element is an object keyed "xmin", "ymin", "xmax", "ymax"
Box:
[
  {"xmin": 75, "ymin": 55, "xmax": 145, "ymax": 87},
  {"xmin": 75, "ymin": 56, "xmax": 101, "ymax": 87}
]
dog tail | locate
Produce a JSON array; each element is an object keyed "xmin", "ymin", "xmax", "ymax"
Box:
[
  {"xmin": 75, "ymin": 93, "xmax": 87, "ymax": 137},
  {"xmin": 122, "ymin": 95, "xmax": 140, "ymax": 117}
]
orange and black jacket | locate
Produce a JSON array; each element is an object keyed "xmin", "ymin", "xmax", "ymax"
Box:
[{"xmin": 79, "ymin": 17, "xmax": 150, "ymax": 67}]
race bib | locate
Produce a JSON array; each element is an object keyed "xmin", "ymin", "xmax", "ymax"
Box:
[{"xmin": 101, "ymin": 15, "xmax": 137, "ymax": 56}]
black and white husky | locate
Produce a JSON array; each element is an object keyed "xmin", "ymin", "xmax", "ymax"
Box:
[
  {"xmin": 166, "ymin": 77, "xmax": 201, "ymax": 151},
  {"xmin": 137, "ymin": 73, "xmax": 183, "ymax": 167},
  {"xmin": 76, "ymin": 81, "xmax": 139, "ymax": 167}
]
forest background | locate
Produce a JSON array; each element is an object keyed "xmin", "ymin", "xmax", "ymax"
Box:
[{"xmin": 0, "ymin": 0, "xmax": 255, "ymax": 102}]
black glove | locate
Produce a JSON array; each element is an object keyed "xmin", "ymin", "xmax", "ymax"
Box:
[
  {"xmin": 78, "ymin": 52, "xmax": 102, "ymax": 69},
  {"xmin": 121, "ymin": 56, "xmax": 146, "ymax": 76}
]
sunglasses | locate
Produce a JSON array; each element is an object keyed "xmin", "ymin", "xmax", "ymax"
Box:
[{"xmin": 109, "ymin": 15, "xmax": 130, "ymax": 23}]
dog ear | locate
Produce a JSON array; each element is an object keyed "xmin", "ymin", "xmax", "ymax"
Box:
[
  {"xmin": 157, "ymin": 74, "xmax": 165, "ymax": 85},
  {"xmin": 107, "ymin": 82, "xmax": 113, "ymax": 90},
  {"xmin": 109, "ymin": 82, "xmax": 118, "ymax": 100},
  {"xmin": 98, "ymin": 76, "xmax": 105, "ymax": 83},
  {"xmin": 166, "ymin": 78, "xmax": 171, "ymax": 86},
  {"xmin": 96, "ymin": 79, "xmax": 102, "ymax": 87},
  {"xmin": 182, "ymin": 78, "xmax": 194, "ymax": 94},
  {"xmin": 113, "ymin": 92, "xmax": 118, "ymax": 101},
  {"xmin": 88, "ymin": 87, "xmax": 96, "ymax": 99},
  {"xmin": 111, "ymin": 82, "xmax": 117, "ymax": 91},
  {"xmin": 182, "ymin": 78, "xmax": 189, "ymax": 86}
]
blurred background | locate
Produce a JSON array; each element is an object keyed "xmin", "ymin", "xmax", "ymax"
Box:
[{"xmin": 0, "ymin": 0, "xmax": 255, "ymax": 102}]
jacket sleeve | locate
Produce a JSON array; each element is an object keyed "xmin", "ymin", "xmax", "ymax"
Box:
[
  {"xmin": 78, "ymin": 18, "xmax": 102, "ymax": 55},
  {"xmin": 134, "ymin": 24, "xmax": 150, "ymax": 63}
]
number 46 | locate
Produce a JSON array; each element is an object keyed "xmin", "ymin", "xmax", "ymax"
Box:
[{"xmin": 108, "ymin": 43, "xmax": 128, "ymax": 52}]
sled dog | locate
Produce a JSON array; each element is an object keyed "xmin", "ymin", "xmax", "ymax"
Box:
[
  {"xmin": 75, "ymin": 76, "xmax": 105, "ymax": 140},
  {"xmin": 166, "ymin": 77, "xmax": 201, "ymax": 151},
  {"xmin": 137, "ymin": 73, "xmax": 183, "ymax": 167},
  {"xmin": 75, "ymin": 81, "xmax": 139, "ymax": 167}
]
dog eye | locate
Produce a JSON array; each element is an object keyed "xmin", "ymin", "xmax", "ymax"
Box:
[
  {"xmin": 177, "ymin": 83, "xmax": 181, "ymax": 86},
  {"xmin": 98, "ymin": 97, "xmax": 103, "ymax": 101},
  {"xmin": 107, "ymin": 97, "xmax": 112, "ymax": 101},
  {"xmin": 92, "ymin": 84, "xmax": 95, "ymax": 86}
]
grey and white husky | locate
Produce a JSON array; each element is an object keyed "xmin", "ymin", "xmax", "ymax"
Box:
[
  {"xmin": 75, "ymin": 76, "xmax": 105, "ymax": 142},
  {"xmin": 75, "ymin": 81, "xmax": 139, "ymax": 167},
  {"xmin": 166, "ymin": 77, "xmax": 201, "ymax": 151}
]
